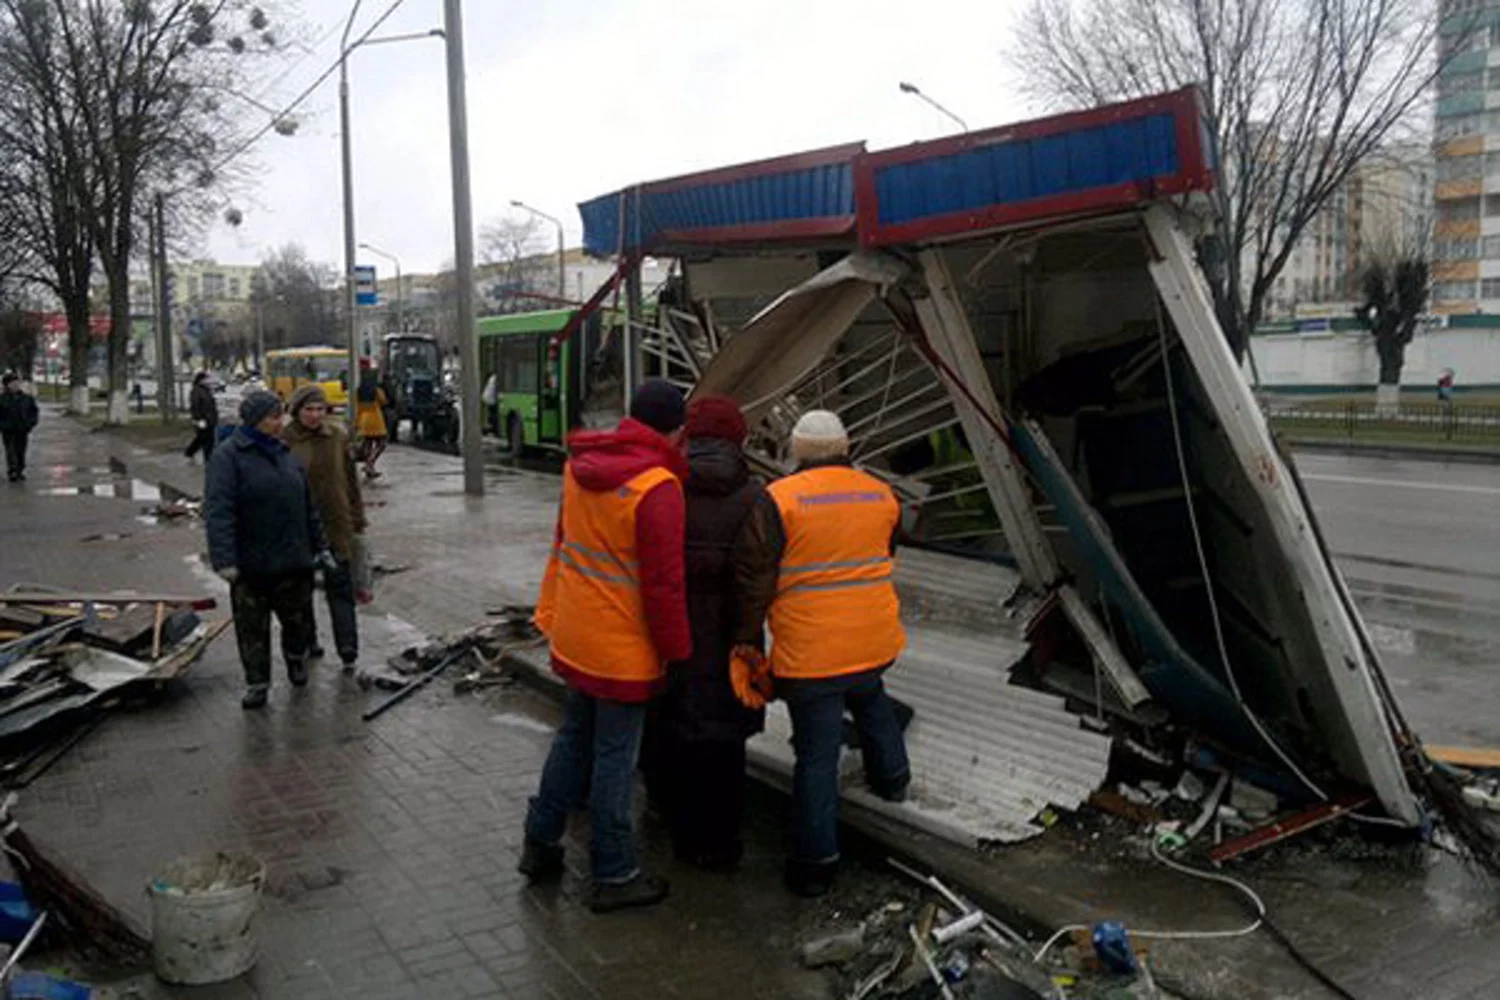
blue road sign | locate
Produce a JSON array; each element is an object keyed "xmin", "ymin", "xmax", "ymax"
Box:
[{"xmin": 355, "ymin": 264, "xmax": 378, "ymax": 306}]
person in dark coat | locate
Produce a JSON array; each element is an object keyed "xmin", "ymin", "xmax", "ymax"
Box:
[
  {"xmin": 205, "ymin": 390, "xmax": 331, "ymax": 710},
  {"xmin": 0, "ymin": 373, "xmax": 40, "ymax": 483},
  {"xmin": 641, "ymin": 395, "xmax": 766, "ymax": 869},
  {"xmin": 184, "ymin": 371, "xmax": 219, "ymax": 463}
]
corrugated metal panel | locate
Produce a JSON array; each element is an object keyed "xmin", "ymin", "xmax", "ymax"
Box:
[
  {"xmin": 857, "ymin": 88, "xmax": 1212, "ymax": 247},
  {"xmin": 747, "ymin": 622, "xmax": 1111, "ymax": 847},
  {"xmin": 871, "ymin": 114, "xmax": 1179, "ymax": 227},
  {"xmin": 577, "ymin": 145, "xmax": 864, "ymax": 256}
]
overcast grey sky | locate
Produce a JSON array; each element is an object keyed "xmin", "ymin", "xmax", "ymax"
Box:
[{"xmin": 206, "ymin": 0, "xmax": 1027, "ymax": 277}]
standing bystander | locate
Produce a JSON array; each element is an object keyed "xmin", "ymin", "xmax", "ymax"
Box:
[{"xmin": 0, "ymin": 373, "xmax": 39, "ymax": 483}]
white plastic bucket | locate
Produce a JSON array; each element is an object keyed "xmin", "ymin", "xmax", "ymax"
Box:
[{"xmin": 148, "ymin": 852, "xmax": 265, "ymax": 986}]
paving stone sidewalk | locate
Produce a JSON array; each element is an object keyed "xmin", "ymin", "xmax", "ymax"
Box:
[
  {"xmin": 0, "ymin": 413, "xmax": 914, "ymax": 999},
  {"xmin": 19, "ymin": 413, "xmax": 1500, "ymax": 1000}
]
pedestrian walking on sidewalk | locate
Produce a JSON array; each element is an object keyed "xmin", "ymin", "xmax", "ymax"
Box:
[
  {"xmin": 354, "ymin": 360, "xmax": 388, "ymax": 479},
  {"xmin": 282, "ymin": 385, "xmax": 366, "ymax": 671},
  {"xmin": 205, "ymin": 390, "xmax": 332, "ymax": 710},
  {"xmin": 520, "ymin": 379, "xmax": 691, "ymax": 914},
  {"xmin": 0, "ymin": 373, "xmax": 39, "ymax": 483},
  {"xmin": 640, "ymin": 395, "xmax": 765, "ymax": 870},
  {"xmin": 733, "ymin": 410, "xmax": 911, "ymax": 898},
  {"xmin": 184, "ymin": 371, "xmax": 219, "ymax": 464}
]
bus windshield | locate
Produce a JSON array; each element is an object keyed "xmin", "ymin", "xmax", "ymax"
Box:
[{"xmin": 307, "ymin": 355, "xmax": 346, "ymax": 383}]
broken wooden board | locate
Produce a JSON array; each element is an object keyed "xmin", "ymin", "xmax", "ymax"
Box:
[
  {"xmin": 81, "ymin": 604, "xmax": 159, "ymax": 654},
  {"xmin": 1426, "ymin": 746, "xmax": 1500, "ymax": 771},
  {"xmin": 0, "ymin": 592, "xmax": 216, "ymax": 610},
  {"xmin": 1208, "ymin": 796, "xmax": 1373, "ymax": 864}
]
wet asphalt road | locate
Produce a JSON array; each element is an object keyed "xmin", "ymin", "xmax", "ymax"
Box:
[{"xmin": 1295, "ymin": 451, "xmax": 1500, "ymax": 748}]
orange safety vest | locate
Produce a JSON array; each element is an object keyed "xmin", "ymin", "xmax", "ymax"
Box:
[
  {"xmin": 536, "ymin": 465, "xmax": 681, "ymax": 689},
  {"xmin": 766, "ymin": 465, "xmax": 905, "ymax": 680}
]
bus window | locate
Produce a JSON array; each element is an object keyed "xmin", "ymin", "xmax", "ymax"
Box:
[
  {"xmin": 500, "ymin": 337, "xmax": 539, "ymax": 393},
  {"xmin": 310, "ymin": 355, "xmax": 346, "ymax": 385}
]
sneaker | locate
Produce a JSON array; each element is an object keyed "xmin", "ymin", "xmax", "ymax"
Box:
[
  {"xmin": 784, "ymin": 859, "xmax": 837, "ymax": 898},
  {"xmin": 287, "ymin": 659, "xmax": 309, "ymax": 687},
  {"xmin": 517, "ymin": 839, "xmax": 564, "ymax": 882},
  {"xmin": 241, "ymin": 686, "xmax": 269, "ymax": 710},
  {"xmin": 589, "ymin": 873, "xmax": 669, "ymax": 914}
]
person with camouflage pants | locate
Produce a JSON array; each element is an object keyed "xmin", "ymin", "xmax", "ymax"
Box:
[{"xmin": 205, "ymin": 391, "xmax": 331, "ymax": 709}]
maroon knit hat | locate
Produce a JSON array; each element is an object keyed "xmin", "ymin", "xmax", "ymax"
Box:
[{"xmin": 684, "ymin": 394, "xmax": 748, "ymax": 445}]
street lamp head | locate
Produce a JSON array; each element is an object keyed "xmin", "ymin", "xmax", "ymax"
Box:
[
  {"xmin": 509, "ymin": 199, "xmax": 524, "ymax": 208},
  {"xmin": 898, "ymin": 81, "xmax": 919, "ymax": 94}
]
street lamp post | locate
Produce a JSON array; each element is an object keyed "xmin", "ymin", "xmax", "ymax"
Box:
[
  {"xmin": 897, "ymin": 81, "xmax": 969, "ymax": 132},
  {"xmin": 443, "ymin": 0, "xmax": 483, "ymax": 497},
  {"xmin": 509, "ymin": 200, "xmax": 566, "ymax": 299},
  {"xmin": 339, "ymin": 0, "xmax": 443, "ymax": 394},
  {"xmin": 359, "ymin": 242, "xmax": 403, "ymax": 332}
]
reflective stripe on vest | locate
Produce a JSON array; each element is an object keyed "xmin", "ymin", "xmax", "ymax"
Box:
[
  {"xmin": 546, "ymin": 464, "xmax": 678, "ymax": 686},
  {"xmin": 767, "ymin": 466, "xmax": 905, "ymax": 680}
]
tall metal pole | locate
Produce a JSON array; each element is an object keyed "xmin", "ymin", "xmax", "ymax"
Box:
[
  {"xmin": 443, "ymin": 0, "xmax": 483, "ymax": 497},
  {"xmin": 340, "ymin": 0, "xmax": 365, "ymax": 402},
  {"xmin": 555, "ymin": 224, "xmax": 565, "ymax": 300}
]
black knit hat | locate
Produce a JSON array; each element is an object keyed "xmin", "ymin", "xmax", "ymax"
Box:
[
  {"xmin": 629, "ymin": 379, "xmax": 685, "ymax": 434},
  {"xmin": 239, "ymin": 389, "xmax": 284, "ymax": 428}
]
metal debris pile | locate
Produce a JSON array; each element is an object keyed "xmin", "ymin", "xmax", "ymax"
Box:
[
  {"xmin": 358, "ymin": 607, "xmax": 542, "ymax": 721},
  {"xmin": 805, "ymin": 861, "xmax": 1168, "ymax": 1000},
  {"xmin": 0, "ymin": 588, "xmax": 227, "ymax": 787}
]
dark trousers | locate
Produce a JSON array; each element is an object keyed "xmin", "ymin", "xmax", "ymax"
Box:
[
  {"xmin": 785, "ymin": 669, "xmax": 911, "ymax": 864},
  {"xmin": 3, "ymin": 430, "xmax": 29, "ymax": 479},
  {"xmin": 230, "ymin": 572, "xmax": 315, "ymax": 689},
  {"xmin": 310, "ymin": 558, "xmax": 359, "ymax": 663},
  {"xmin": 643, "ymin": 731, "xmax": 748, "ymax": 865},
  {"xmin": 184, "ymin": 426, "xmax": 216, "ymax": 461},
  {"xmin": 524, "ymin": 688, "xmax": 647, "ymax": 884}
]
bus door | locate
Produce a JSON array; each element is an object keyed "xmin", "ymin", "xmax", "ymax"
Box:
[{"xmin": 537, "ymin": 334, "xmax": 565, "ymax": 446}]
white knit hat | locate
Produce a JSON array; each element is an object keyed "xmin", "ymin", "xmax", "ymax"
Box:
[{"xmin": 790, "ymin": 410, "xmax": 849, "ymax": 462}]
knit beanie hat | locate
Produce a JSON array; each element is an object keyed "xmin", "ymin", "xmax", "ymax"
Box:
[
  {"xmin": 239, "ymin": 389, "xmax": 284, "ymax": 427},
  {"xmin": 790, "ymin": 410, "xmax": 849, "ymax": 463},
  {"xmin": 684, "ymin": 394, "xmax": 748, "ymax": 445},
  {"xmin": 629, "ymin": 379, "xmax": 686, "ymax": 435},
  {"xmin": 288, "ymin": 384, "xmax": 328, "ymax": 419}
]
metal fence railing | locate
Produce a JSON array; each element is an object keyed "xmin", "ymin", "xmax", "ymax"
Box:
[{"xmin": 1266, "ymin": 400, "xmax": 1500, "ymax": 444}]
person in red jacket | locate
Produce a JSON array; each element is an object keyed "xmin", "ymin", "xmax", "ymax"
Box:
[{"xmin": 519, "ymin": 380, "xmax": 691, "ymax": 913}]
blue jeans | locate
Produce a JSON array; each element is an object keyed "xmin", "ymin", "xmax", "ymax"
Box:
[
  {"xmin": 524, "ymin": 688, "xmax": 647, "ymax": 884},
  {"xmin": 785, "ymin": 668, "xmax": 910, "ymax": 864}
]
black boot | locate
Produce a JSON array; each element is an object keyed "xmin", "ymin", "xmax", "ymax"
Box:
[
  {"xmin": 589, "ymin": 873, "xmax": 669, "ymax": 914},
  {"xmin": 784, "ymin": 859, "xmax": 837, "ymax": 898},
  {"xmin": 516, "ymin": 839, "xmax": 564, "ymax": 882},
  {"xmin": 241, "ymin": 685, "xmax": 269, "ymax": 710},
  {"xmin": 287, "ymin": 658, "xmax": 309, "ymax": 687}
]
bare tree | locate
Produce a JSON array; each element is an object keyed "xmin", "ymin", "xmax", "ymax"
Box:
[
  {"xmin": 0, "ymin": 0, "xmax": 288, "ymax": 424},
  {"xmin": 0, "ymin": 3, "xmax": 98, "ymax": 412},
  {"xmin": 1355, "ymin": 257, "xmax": 1431, "ymax": 397},
  {"xmin": 1010, "ymin": 0, "xmax": 1466, "ymax": 360},
  {"xmin": 252, "ymin": 243, "xmax": 338, "ymax": 350},
  {"xmin": 479, "ymin": 215, "xmax": 552, "ymax": 314}
]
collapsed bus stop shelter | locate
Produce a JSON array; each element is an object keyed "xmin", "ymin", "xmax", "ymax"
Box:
[{"xmin": 566, "ymin": 87, "xmax": 1422, "ymax": 848}]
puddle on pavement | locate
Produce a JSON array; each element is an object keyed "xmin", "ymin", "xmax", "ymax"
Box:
[
  {"xmin": 491, "ymin": 713, "xmax": 553, "ymax": 735},
  {"xmin": 38, "ymin": 476, "xmax": 162, "ymax": 503}
]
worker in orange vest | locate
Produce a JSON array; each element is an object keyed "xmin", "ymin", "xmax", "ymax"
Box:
[
  {"xmin": 519, "ymin": 379, "xmax": 692, "ymax": 913},
  {"xmin": 731, "ymin": 410, "xmax": 911, "ymax": 897}
]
